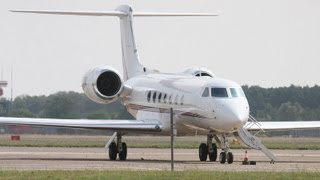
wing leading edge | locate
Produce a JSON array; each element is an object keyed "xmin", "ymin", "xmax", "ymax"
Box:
[
  {"xmin": 246, "ymin": 121, "xmax": 320, "ymax": 131},
  {"xmin": 0, "ymin": 117, "xmax": 162, "ymax": 132}
]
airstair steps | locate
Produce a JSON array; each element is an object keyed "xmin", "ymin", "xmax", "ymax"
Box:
[{"xmin": 236, "ymin": 128, "xmax": 277, "ymax": 163}]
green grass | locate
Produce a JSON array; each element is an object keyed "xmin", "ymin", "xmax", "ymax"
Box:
[
  {"xmin": 0, "ymin": 134, "xmax": 320, "ymax": 150},
  {"xmin": 0, "ymin": 170, "xmax": 319, "ymax": 180}
]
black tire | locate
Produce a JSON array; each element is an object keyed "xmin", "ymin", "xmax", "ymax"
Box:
[
  {"xmin": 199, "ymin": 143, "xmax": 208, "ymax": 161},
  {"xmin": 219, "ymin": 152, "xmax": 226, "ymax": 164},
  {"xmin": 109, "ymin": 142, "xmax": 118, "ymax": 160},
  {"xmin": 119, "ymin": 142, "xmax": 127, "ymax": 161},
  {"xmin": 227, "ymin": 152, "xmax": 233, "ymax": 164},
  {"xmin": 208, "ymin": 143, "xmax": 218, "ymax": 161}
]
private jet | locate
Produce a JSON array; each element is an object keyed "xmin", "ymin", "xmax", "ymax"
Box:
[{"xmin": 2, "ymin": 5, "xmax": 320, "ymax": 164}]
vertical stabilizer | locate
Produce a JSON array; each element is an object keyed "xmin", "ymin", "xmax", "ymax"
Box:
[{"xmin": 116, "ymin": 5, "xmax": 144, "ymax": 80}]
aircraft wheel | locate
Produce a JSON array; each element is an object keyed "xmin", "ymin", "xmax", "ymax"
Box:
[
  {"xmin": 119, "ymin": 142, "xmax": 127, "ymax": 161},
  {"xmin": 219, "ymin": 152, "xmax": 226, "ymax": 164},
  {"xmin": 208, "ymin": 143, "xmax": 218, "ymax": 161},
  {"xmin": 109, "ymin": 142, "xmax": 118, "ymax": 160},
  {"xmin": 227, "ymin": 152, "xmax": 233, "ymax": 164},
  {"xmin": 199, "ymin": 143, "xmax": 208, "ymax": 161}
]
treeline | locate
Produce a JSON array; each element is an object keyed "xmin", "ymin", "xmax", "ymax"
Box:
[
  {"xmin": 243, "ymin": 85, "xmax": 320, "ymax": 121},
  {"xmin": 7, "ymin": 91, "xmax": 133, "ymax": 120},
  {"xmin": 3, "ymin": 85, "xmax": 320, "ymax": 121}
]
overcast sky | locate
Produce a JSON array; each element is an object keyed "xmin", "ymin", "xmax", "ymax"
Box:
[{"xmin": 1, "ymin": 0, "xmax": 320, "ymax": 98}]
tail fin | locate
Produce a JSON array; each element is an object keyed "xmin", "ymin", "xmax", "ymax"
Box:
[
  {"xmin": 11, "ymin": 5, "xmax": 217, "ymax": 80},
  {"xmin": 115, "ymin": 5, "xmax": 144, "ymax": 80}
]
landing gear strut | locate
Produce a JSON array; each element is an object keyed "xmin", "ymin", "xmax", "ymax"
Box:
[{"xmin": 108, "ymin": 133, "xmax": 127, "ymax": 161}]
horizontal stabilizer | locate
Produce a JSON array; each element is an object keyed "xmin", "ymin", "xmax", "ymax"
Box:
[
  {"xmin": 10, "ymin": 10, "xmax": 217, "ymax": 17},
  {"xmin": 10, "ymin": 10, "xmax": 127, "ymax": 17},
  {"xmin": 133, "ymin": 12, "xmax": 217, "ymax": 17}
]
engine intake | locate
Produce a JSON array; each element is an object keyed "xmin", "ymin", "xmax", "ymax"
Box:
[
  {"xmin": 96, "ymin": 71, "xmax": 122, "ymax": 97},
  {"xmin": 82, "ymin": 66, "xmax": 123, "ymax": 104}
]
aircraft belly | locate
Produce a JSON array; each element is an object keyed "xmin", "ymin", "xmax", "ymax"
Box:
[
  {"xmin": 179, "ymin": 116, "xmax": 237, "ymax": 134},
  {"xmin": 175, "ymin": 116, "xmax": 208, "ymax": 136}
]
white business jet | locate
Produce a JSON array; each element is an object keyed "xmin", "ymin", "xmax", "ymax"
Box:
[{"xmin": 2, "ymin": 5, "xmax": 320, "ymax": 164}]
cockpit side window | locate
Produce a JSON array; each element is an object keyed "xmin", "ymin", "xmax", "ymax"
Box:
[
  {"xmin": 239, "ymin": 88, "xmax": 245, "ymax": 97},
  {"xmin": 211, "ymin": 88, "xmax": 228, "ymax": 98},
  {"xmin": 230, "ymin": 88, "xmax": 245, "ymax": 97},
  {"xmin": 230, "ymin": 88, "xmax": 239, "ymax": 97},
  {"xmin": 202, "ymin": 87, "xmax": 209, "ymax": 97}
]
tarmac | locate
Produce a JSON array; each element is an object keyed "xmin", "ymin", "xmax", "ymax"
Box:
[{"xmin": 0, "ymin": 147, "xmax": 319, "ymax": 171}]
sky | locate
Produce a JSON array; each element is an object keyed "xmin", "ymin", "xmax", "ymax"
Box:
[{"xmin": 0, "ymin": 0, "xmax": 320, "ymax": 99}]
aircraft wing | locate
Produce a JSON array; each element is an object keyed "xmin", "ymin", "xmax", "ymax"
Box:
[
  {"xmin": 0, "ymin": 117, "xmax": 162, "ymax": 132},
  {"xmin": 246, "ymin": 121, "xmax": 320, "ymax": 131}
]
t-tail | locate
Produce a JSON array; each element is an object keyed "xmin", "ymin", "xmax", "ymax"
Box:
[
  {"xmin": 116, "ymin": 5, "xmax": 144, "ymax": 80},
  {"xmin": 11, "ymin": 5, "xmax": 217, "ymax": 80}
]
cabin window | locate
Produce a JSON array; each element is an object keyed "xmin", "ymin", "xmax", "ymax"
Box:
[
  {"xmin": 211, "ymin": 88, "xmax": 228, "ymax": 98},
  {"xmin": 147, "ymin": 91, "xmax": 151, "ymax": 102},
  {"xmin": 202, "ymin": 87, "xmax": 209, "ymax": 97},
  {"xmin": 169, "ymin": 95, "xmax": 172, "ymax": 104},
  {"xmin": 163, "ymin": 94, "xmax": 167, "ymax": 104},
  {"xmin": 158, "ymin": 93, "xmax": 162, "ymax": 103},
  {"xmin": 153, "ymin": 92, "xmax": 157, "ymax": 103},
  {"xmin": 174, "ymin": 95, "xmax": 179, "ymax": 105},
  {"xmin": 180, "ymin": 95, "xmax": 184, "ymax": 105}
]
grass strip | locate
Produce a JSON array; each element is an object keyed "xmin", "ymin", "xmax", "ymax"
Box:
[{"xmin": 0, "ymin": 170, "xmax": 319, "ymax": 180}]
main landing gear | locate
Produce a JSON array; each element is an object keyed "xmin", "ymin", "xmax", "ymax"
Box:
[
  {"xmin": 108, "ymin": 133, "xmax": 127, "ymax": 161},
  {"xmin": 198, "ymin": 134, "xmax": 233, "ymax": 164},
  {"xmin": 199, "ymin": 134, "xmax": 218, "ymax": 161}
]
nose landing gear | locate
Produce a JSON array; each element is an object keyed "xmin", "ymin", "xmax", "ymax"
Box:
[
  {"xmin": 219, "ymin": 151, "xmax": 233, "ymax": 164},
  {"xmin": 219, "ymin": 134, "xmax": 233, "ymax": 164}
]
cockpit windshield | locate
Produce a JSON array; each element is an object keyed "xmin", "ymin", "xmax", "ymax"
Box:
[
  {"xmin": 201, "ymin": 87, "xmax": 245, "ymax": 98},
  {"xmin": 211, "ymin": 88, "xmax": 228, "ymax": 97}
]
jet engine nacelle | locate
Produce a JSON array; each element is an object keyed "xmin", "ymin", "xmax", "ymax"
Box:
[{"xmin": 82, "ymin": 66, "xmax": 124, "ymax": 104}]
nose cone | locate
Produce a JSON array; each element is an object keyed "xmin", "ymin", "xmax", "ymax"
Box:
[
  {"xmin": 218, "ymin": 100, "xmax": 249, "ymax": 131},
  {"xmin": 229, "ymin": 110, "xmax": 248, "ymax": 126},
  {"xmin": 221, "ymin": 109, "xmax": 248, "ymax": 129}
]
